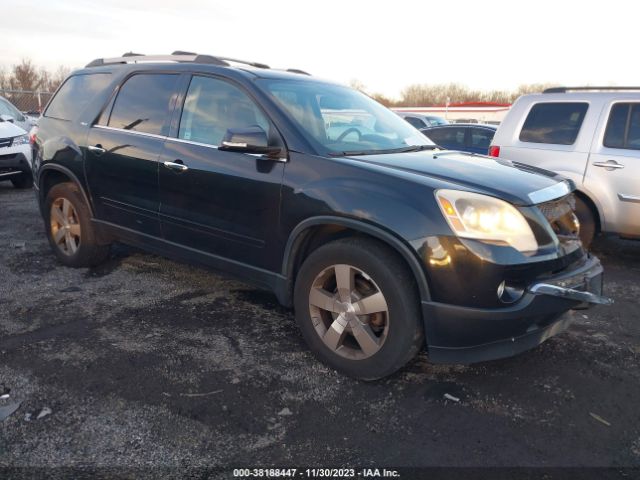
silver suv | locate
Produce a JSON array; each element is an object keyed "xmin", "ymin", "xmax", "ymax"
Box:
[{"xmin": 489, "ymin": 87, "xmax": 640, "ymax": 246}]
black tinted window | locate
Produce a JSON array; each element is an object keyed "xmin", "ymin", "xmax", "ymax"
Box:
[
  {"xmin": 424, "ymin": 127, "xmax": 466, "ymax": 149},
  {"xmin": 470, "ymin": 128, "xmax": 495, "ymax": 149},
  {"xmin": 178, "ymin": 76, "xmax": 269, "ymax": 146},
  {"xmin": 45, "ymin": 73, "xmax": 111, "ymax": 121},
  {"xmin": 108, "ymin": 74, "xmax": 178, "ymax": 135},
  {"xmin": 604, "ymin": 103, "xmax": 640, "ymax": 150},
  {"xmin": 519, "ymin": 102, "xmax": 588, "ymax": 145},
  {"xmin": 405, "ymin": 116, "xmax": 426, "ymax": 128},
  {"xmin": 603, "ymin": 103, "xmax": 628, "ymax": 149},
  {"xmin": 628, "ymin": 105, "xmax": 640, "ymax": 149}
]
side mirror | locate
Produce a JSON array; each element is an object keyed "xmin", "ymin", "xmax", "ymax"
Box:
[
  {"xmin": 219, "ymin": 126, "xmax": 284, "ymax": 159},
  {"xmin": 0, "ymin": 114, "xmax": 14, "ymax": 123}
]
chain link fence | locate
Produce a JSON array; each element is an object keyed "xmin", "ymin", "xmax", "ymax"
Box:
[{"xmin": 0, "ymin": 89, "xmax": 54, "ymax": 114}]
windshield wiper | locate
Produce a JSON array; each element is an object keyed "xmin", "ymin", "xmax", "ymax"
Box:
[{"xmin": 329, "ymin": 144, "xmax": 439, "ymax": 157}]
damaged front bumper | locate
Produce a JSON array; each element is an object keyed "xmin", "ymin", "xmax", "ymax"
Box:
[{"xmin": 423, "ymin": 254, "xmax": 611, "ymax": 364}]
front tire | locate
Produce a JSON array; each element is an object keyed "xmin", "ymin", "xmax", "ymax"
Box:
[
  {"xmin": 575, "ymin": 196, "xmax": 596, "ymax": 249},
  {"xmin": 294, "ymin": 237, "xmax": 424, "ymax": 380},
  {"xmin": 44, "ymin": 182, "xmax": 110, "ymax": 267}
]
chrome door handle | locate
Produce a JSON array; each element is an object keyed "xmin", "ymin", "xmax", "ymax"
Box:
[
  {"xmin": 87, "ymin": 145, "xmax": 105, "ymax": 155},
  {"xmin": 593, "ymin": 160, "xmax": 624, "ymax": 170},
  {"xmin": 163, "ymin": 161, "xmax": 188, "ymax": 172}
]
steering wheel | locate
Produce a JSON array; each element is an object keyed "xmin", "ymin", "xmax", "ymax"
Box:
[{"xmin": 336, "ymin": 127, "xmax": 362, "ymax": 142}]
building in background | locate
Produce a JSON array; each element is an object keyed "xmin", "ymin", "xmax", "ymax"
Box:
[{"xmin": 393, "ymin": 102, "xmax": 511, "ymax": 125}]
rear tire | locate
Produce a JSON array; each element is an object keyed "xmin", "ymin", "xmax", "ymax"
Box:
[
  {"xmin": 44, "ymin": 182, "xmax": 110, "ymax": 267},
  {"xmin": 11, "ymin": 171, "xmax": 33, "ymax": 189},
  {"xmin": 294, "ymin": 237, "xmax": 424, "ymax": 380},
  {"xmin": 575, "ymin": 196, "xmax": 596, "ymax": 249}
]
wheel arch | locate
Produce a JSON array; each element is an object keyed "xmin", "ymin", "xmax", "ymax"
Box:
[
  {"xmin": 574, "ymin": 188, "xmax": 601, "ymax": 234},
  {"xmin": 281, "ymin": 216, "xmax": 432, "ymax": 307},
  {"xmin": 38, "ymin": 164, "xmax": 94, "ymax": 217}
]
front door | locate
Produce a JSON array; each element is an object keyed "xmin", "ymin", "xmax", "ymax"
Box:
[
  {"xmin": 158, "ymin": 74, "xmax": 285, "ymax": 271},
  {"xmin": 585, "ymin": 101, "xmax": 640, "ymax": 237}
]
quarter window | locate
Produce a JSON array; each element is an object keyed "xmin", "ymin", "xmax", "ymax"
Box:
[
  {"xmin": 519, "ymin": 102, "xmax": 588, "ymax": 145},
  {"xmin": 604, "ymin": 103, "xmax": 640, "ymax": 150},
  {"xmin": 45, "ymin": 73, "xmax": 112, "ymax": 121},
  {"xmin": 178, "ymin": 76, "xmax": 270, "ymax": 146},
  {"xmin": 108, "ymin": 74, "xmax": 179, "ymax": 136}
]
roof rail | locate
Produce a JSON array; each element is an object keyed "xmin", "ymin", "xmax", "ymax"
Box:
[
  {"xmin": 85, "ymin": 53, "xmax": 228, "ymax": 68},
  {"xmin": 85, "ymin": 52, "xmax": 308, "ymax": 75},
  {"xmin": 544, "ymin": 86, "xmax": 640, "ymax": 93},
  {"xmin": 286, "ymin": 68, "xmax": 310, "ymax": 75}
]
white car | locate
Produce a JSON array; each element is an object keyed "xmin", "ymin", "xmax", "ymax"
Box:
[
  {"xmin": 489, "ymin": 87, "xmax": 640, "ymax": 247},
  {"xmin": 0, "ymin": 96, "xmax": 36, "ymax": 132},
  {"xmin": 0, "ymin": 117, "xmax": 33, "ymax": 189}
]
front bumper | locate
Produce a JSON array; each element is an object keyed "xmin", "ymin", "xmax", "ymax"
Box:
[
  {"xmin": 0, "ymin": 145, "xmax": 32, "ymax": 180},
  {"xmin": 423, "ymin": 254, "xmax": 610, "ymax": 364}
]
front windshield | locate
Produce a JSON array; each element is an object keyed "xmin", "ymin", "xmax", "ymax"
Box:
[{"xmin": 259, "ymin": 80, "xmax": 434, "ymax": 155}]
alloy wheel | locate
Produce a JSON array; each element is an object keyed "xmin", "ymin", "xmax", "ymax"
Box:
[
  {"xmin": 308, "ymin": 264, "xmax": 389, "ymax": 360},
  {"xmin": 50, "ymin": 198, "xmax": 81, "ymax": 256}
]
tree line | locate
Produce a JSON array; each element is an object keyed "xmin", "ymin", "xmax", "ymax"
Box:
[
  {"xmin": 0, "ymin": 59, "xmax": 69, "ymax": 92},
  {"xmin": 351, "ymin": 80, "xmax": 558, "ymax": 107}
]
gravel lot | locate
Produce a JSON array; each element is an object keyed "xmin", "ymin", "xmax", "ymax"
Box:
[{"xmin": 0, "ymin": 182, "xmax": 639, "ymax": 475}]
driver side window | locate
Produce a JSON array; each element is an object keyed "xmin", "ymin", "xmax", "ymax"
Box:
[{"xmin": 179, "ymin": 76, "xmax": 270, "ymax": 147}]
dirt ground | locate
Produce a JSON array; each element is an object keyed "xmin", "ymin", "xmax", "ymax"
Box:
[{"xmin": 0, "ymin": 182, "xmax": 639, "ymax": 476}]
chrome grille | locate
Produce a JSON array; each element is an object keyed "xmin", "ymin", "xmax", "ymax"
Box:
[{"xmin": 0, "ymin": 137, "xmax": 12, "ymax": 149}]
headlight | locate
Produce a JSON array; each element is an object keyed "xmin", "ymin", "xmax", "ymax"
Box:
[
  {"xmin": 12, "ymin": 134, "xmax": 29, "ymax": 146},
  {"xmin": 435, "ymin": 189, "xmax": 538, "ymax": 253}
]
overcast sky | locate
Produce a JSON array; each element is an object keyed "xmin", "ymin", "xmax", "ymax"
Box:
[{"xmin": 2, "ymin": 0, "xmax": 636, "ymax": 97}]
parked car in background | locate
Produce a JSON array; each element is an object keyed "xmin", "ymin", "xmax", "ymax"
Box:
[
  {"xmin": 0, "ymin": 96, "xmax": 37, "ymax": 132},
  {"xmin": 0, "ymin": 117, "xmax": 33, "ymax": 188},
  {"xmin": 33, "ymin": 53, "xmax": 611, "ymax": 380},
  {"xmin": 421, "ymin": 123, "xmax": 496, "ymax": 155},
  {"xmin": 490, "ymin": 87, "xmax": 640, "ymax": 247},
  {"xmin": 451, "ymin": 118, "xmax": 479, "ymax": 124},
  {"xmin": 395, "ymin": 112, "xmax": 448, "ymax": 129}
]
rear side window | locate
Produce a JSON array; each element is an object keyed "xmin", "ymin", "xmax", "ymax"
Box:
[
  {"xmin": 470, "ymin": 128, "xmax": 494, "ymax": 149},
  {"xmin": 108, "ymin": 74, "xmax": 179, "ymax": 136},
  {"xmin": 425, "ymin": 127, "xmax": 466, "ymax": 149},
  {"xmin": 405, "ymin": 116, "xmax": 426, "ymax": 128},
  {"xmin": 604, "ymin": 103, "xmax": 640, "ymax": 150},
  {"xmin": 44, "ymin": 73, "xmax": 111, "ymax": 121},
  {"xmin": 519, "ymin": 102, "xmax": 588, "ymax": 145}
]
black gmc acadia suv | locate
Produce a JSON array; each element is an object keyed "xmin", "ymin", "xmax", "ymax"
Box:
[{"xmin": 32, "ymin": 52, "xmax": 611, "ymax": 380}]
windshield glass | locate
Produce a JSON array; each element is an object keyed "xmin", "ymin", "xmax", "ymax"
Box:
[
  {"xmin": 259, "ymin": 80, "xmax": 433, "ymax": 155},
  {"xmin": 427, "ymin": 116, "xmax": 448, "ymax": 126}
]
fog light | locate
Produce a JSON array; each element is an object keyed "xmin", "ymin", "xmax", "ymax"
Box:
[{"xmin": 497, "ymin": 281, "xmax": 525, "ymax": 304}]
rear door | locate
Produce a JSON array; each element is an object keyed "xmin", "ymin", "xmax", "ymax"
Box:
[
  {"xmin": 85, "ymin": 72, "xmax": 181, "ymax": 236},
  {"xmin": 585, "ymin": 101, "xmax": 640, "ymax": 237},
  {"xmin": 158, "ymin": 74, "xmax": 285, "ymax": 270}
]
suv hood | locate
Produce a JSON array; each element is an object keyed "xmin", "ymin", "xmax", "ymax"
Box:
[
  {"xmin": 0, "ymin": 120, "xmax": 27, "ymax": 139},
  {"xmin": 345, "ymin": 150, "xmax": 571, "ymax": 206}
]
